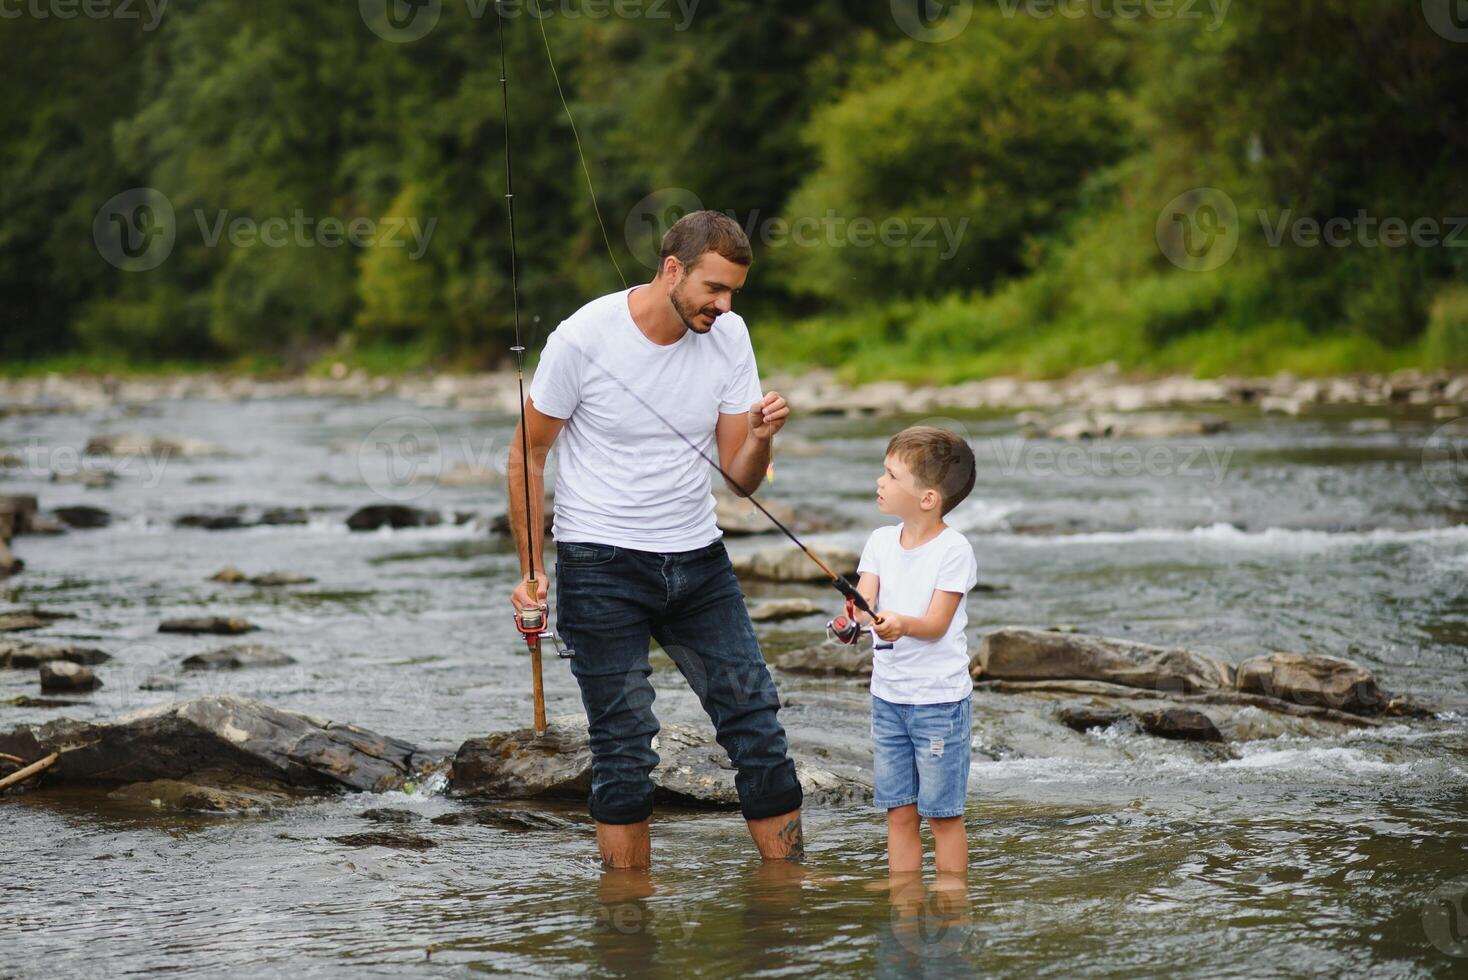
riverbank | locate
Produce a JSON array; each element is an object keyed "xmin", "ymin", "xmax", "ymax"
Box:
[{"xmin": 2, "ymin": 364, "xmax": 1465, "ymax": 419}]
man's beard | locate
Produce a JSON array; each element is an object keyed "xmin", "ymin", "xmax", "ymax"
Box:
[{"xmin": 669, "ymin": 276, "xmax": 719, "ymax": 334}]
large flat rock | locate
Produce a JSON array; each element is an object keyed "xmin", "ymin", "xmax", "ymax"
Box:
[
  {"xmin": 449, "ymin": 715, "xmax": 870, "ymax": 809},
  {"xmin": 731, "ymin": 545, "xmax": 859, "ymax": 583},
  {"xmin": 1236, "ymin": 652, "xmax": 1386, "ymax": 716},
  {"xmin": 975, "ymin": 628, "xmax": 1235, "ymax": 694},
  {"xmin": 0, "ymin": 696, "xmax": 434, "ymax": 794},
  {"xmin": 774, "ymin": 643, "xmax": 873, "ymax": 678}
]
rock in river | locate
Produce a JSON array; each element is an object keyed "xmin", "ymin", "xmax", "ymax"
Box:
[
  {"xmin": 0, "ymin": 494, "xmax": 39, "ymax": 538},
  {"xmin": 0, "ymin": 539, "xmax": 21, "ymax": 578},
  {"xmin": 159, "ymin": 616, "xmax": 259, "ymax": 636},
  {"xmin": 1139, "ymin": 708, "xmax": 1224, "ymax": 742},
  {"xmin": 0, "ymin": 609, "xmax": 69, "ymax": 633},
  {"xmin": 107, "ymin": 776, "xmax": 293, "ymax": 814},
  {"xmin": 247, "ymin": 572, "xmax": 315, "ymax": 587},
  {"xmin": 713, "ymin": 489, "xmax": 850, "ymax": 537},
  {"xmin": 775, "ymin": 643, "xmax": 873, "ymax": 678},
  {"xmin": 0, "ymin": 640, "xmax": 111, "ymax": 669},
  {"xmin": 182, "ymin": 645, "xmax": 296, "ymax": 671},
  {"xmin": 39, "ymin": 661, "xmax": 102, "ymax": 692},
  {"xmin": 450, "ymin": 715, "xmax": 869, "ymax": 808},
  {"xmin": 975, "ymin": 627, "xmax": 1236, "ymax": 694},
  {"xmin": 731, "ymin": 545, "xmax": 859, "ymax": 583},
  {"xmin": 1055, "ymin": 704, "xmax": 1224, "ymax": 743},
  {"xmin": 747, "ymin": 598, "xmax": 821, "ymax": 622},
  {"xmin": 52, "ymin": 505, "xmax": 111, "ymax": 529},
  {"xmin": 1235, "ymin": 652, "xmax": 1386, "ymax": 715},
  {"xmin": 346, "ymin": 505, "xmax": 442, "ymax": 531},
  {"xmin": 0, "ymin": 696, "xmax": 435, "ymax": 794},
  {"xmin": 1030, "ymin": 411, "xmax": 1229, "ymax": 441},
  {"xmin": 209, "ymin": 567, "xmax": 315, "ymax": 587},
  {"xmin": 84, "ymin": 433, "xmax": 226, "ymax": 459}
]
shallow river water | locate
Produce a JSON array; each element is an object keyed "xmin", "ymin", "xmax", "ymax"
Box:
[{"xmin": 2, "ymin": 394, "xmax": 1465, "ymax": 977}]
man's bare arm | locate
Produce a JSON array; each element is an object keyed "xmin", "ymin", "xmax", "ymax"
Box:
[{"xmin": 508, "ymin": 395, "xmax": 567, "ymax": 608}]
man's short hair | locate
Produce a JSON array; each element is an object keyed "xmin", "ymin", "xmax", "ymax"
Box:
[
  {"xmin": 886, "ymin": 426, "xmax": 977, "ymax": 516},
  {"xmin": 660, "ymin": 210, "xmax": 753, "ymax": 272}
]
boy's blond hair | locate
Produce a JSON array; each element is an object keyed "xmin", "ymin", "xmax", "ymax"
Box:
[{"xmin": 886, "ymin": 426, "xmax": 976, "ymax": 517}]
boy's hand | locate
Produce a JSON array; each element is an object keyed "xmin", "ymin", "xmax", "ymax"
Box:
[{"xmin": 873, "ymin": 611, "xmax": 904, "ymax": 642}]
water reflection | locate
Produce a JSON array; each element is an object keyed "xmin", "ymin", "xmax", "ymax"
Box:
[
  {"xmin": 592, "ymin": 868, "xmax": 662, "ymax": 977},
  {"xmin": 874, "ymin": 872, "xmax": 977, "ymax": 978}
]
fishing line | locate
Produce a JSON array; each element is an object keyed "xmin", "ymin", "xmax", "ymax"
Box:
[
  {"xmin": 532, "ymin": 0, "xmax": 627, "ymax": 291},
  {"xmin": 517, "ymin": 6, "xmax": 880, "ymax": 622}
]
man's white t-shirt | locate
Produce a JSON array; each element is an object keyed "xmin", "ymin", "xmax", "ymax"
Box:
[
  {"xmin": 528, "ymin": 286, "xmax": 762, "ymax": 552},
  {"xmin": 858, "ymin": 523, "xmax": 978, "ymax": 704}
]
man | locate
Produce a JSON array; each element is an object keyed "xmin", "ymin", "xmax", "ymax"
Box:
[{"xmin": 507, "ymin": 210, "xmax": 803, "ymax": 869}]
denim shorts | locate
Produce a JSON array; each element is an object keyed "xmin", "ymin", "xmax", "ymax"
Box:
[
  {"xmin": 871, "ymin": 694, "xmax": 972, "ymax": 818},
  {"xmin": 554, "ymin": 538, "xmax": 803, "ymax": 825}
]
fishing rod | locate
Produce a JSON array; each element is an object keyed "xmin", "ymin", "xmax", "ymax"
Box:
[
  {"xmin": 498, "ymin": 3, "xmax": 549, "ymax": 736},
  {"xmin": 557, "ymin": 340, "xmax": 883, "ymax": 625},
  {"xmin": 607, "ymin": 369, "xmax": 888, "ymax": 639},
  {"xmin": 510, "ymin": 2, "xmax": 885, "ymax": 633}
]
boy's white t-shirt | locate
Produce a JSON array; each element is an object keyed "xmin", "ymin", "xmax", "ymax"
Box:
[
  {"xmin": 528, "ymin": 286, "xmax": 762, "ymax": 552},
  {"xmin": 858, "ymin": 523, "xmax": 978, "ymax": 704}
]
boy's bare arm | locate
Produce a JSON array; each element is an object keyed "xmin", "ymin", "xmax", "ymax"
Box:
[{"xmin": 875, "ymin": 589, "xmax": 964, "ymax": 641}]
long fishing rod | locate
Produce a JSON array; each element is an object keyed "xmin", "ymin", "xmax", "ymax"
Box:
[
  {"xmin": 522, "ymin": 3, "xmax": 882, "ymax": 626},
  {"xmin": 517, "ymin": 2, "xmax": 883, "ymax": 627},
  {"xmin": 498, "ymin": 2, "xmax": 549, "ymax": 736}
]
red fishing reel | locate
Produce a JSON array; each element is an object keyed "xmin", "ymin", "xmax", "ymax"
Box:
[
  {"xmin": 826, "ymin": 596, "xmax": 864, "ymax": 645},
  {"xmin": 514, "ymin": 602, "xmax": 547, "ymax": 651},
  {"xmin": 514, "ymin": 601, "xmax": 573, "ymax": 659},
  {"xmin": 826, "ymin": 583, "xmax": 893, "ymax": 650}
]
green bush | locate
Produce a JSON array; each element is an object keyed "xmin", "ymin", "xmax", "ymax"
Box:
[{"xmin": 1424, "ymin": 285, "xmax": 1468, "ymax": 369}]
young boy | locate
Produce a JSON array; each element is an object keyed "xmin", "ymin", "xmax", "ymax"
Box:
[{"xmin": 853, "ymin": 425, "xmax": 978, "ymax": 875}]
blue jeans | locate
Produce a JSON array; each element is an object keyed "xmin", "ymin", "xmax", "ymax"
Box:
[
  {"xmin": 871, "ymin": 695, "xmax": 972, "ymax": 818},
  {"xmin": 554, "ymin": 539, "xmax": 803, "ymax": 825}
]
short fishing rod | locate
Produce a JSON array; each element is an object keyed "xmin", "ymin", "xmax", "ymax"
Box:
[{"xmin": 498, "ymin": 2, "xmax": 549, "ymax": 736}]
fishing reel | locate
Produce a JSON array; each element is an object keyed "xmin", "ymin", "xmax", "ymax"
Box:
[
  {"xmin": 826, "ymin": 597, "xmax": 864, "ymax": 646},
  {"xmin": 514, "ymin": 603, "xmax": 574, "ymax": 658},
  {"xmin": 826, "ymin": 597, "xmax": 893, "ymax": 650}
]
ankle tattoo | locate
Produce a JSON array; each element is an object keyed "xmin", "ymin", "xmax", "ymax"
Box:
[{"xmin": 777, "ymin": 814, "xmax": 805, "ymax": 862}]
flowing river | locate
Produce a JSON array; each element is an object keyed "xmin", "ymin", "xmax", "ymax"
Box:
[{"xmin": 2, "ymin": 392, "xmax": 1465, "ymax": 977}]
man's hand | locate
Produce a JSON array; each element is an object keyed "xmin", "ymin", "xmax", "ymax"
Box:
[
  {"xmin": 511, "ymin": 575, "xmax": 546, "ymax": 617},
  {"xmin": 748, "ymin": 391, "xmax": 789, "ymax": 441},
  {"xmin": 873, "ymin": 610, "xmax": 905, "ymax": 643}
]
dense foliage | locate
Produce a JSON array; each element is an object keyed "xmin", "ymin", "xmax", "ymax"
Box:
[{"xmin": 2, "ymin": 0, "xmax": 1463, "ymax": 377}]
